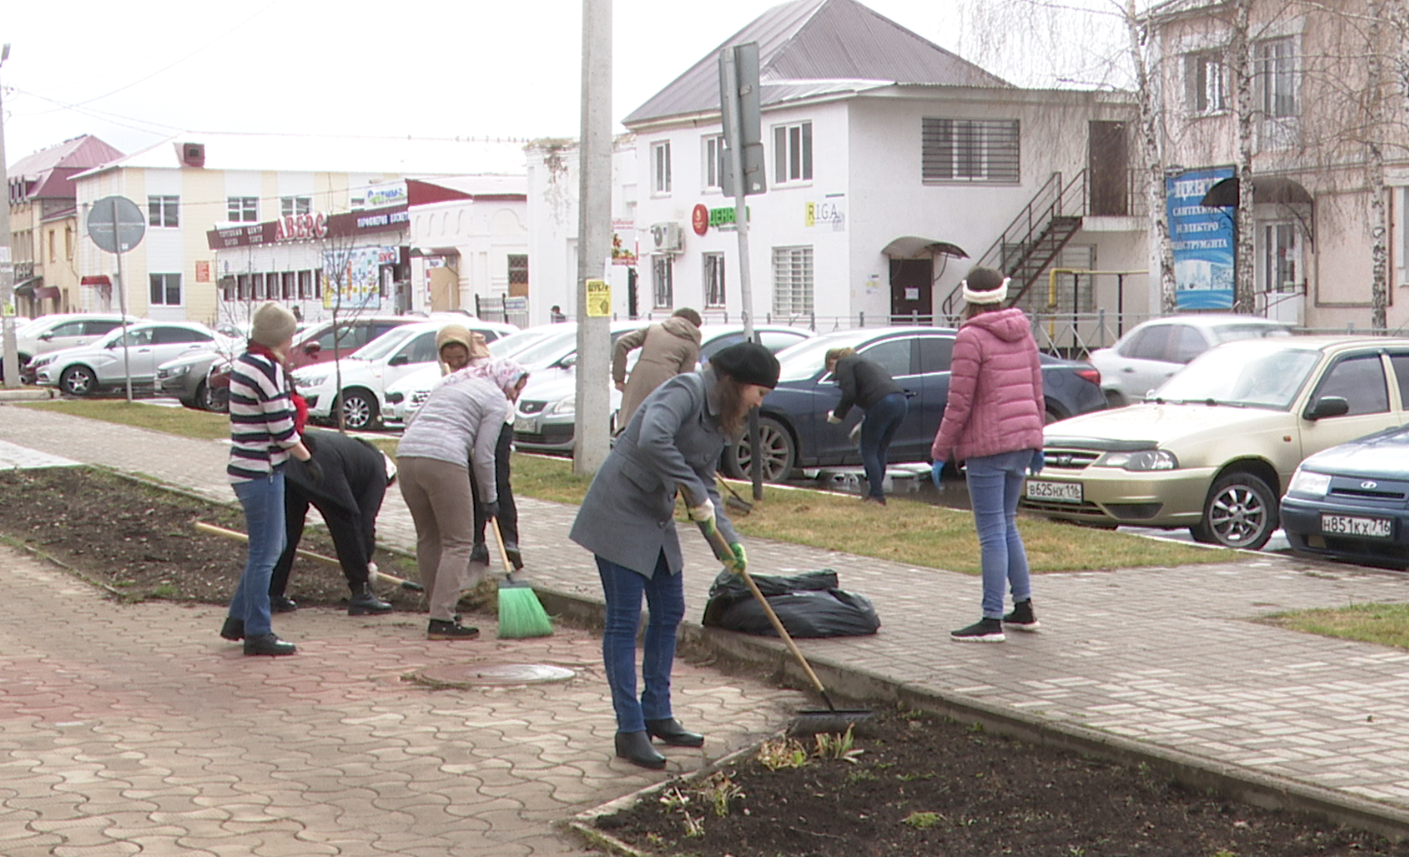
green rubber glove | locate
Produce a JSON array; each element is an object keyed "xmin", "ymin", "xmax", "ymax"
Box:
[{"xmin": 726, "ymin": 542, "xmax": 747, "ymax": 575}]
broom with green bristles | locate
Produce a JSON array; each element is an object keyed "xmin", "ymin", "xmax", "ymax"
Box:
[{"xmin": 493, "ymin": 520, "xmax": 554, "ymax": 639}]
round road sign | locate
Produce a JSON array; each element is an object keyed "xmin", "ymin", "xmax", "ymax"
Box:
[{"xmin": 87, "ymin": 196, "xmax": 146, "ymax": 253}]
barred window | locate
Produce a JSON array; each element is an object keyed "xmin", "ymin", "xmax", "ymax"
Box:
[
  {"xmin": 703, "ymin": 253, "xmax": 726, "ymax": 308},
  {"xmin": 771, "ymin": 246, "xmax": 813, "ymax": 317},
  {"xmin": 508, "ymin": 254, "xmax": 529, "ymax": 286},
  {"xmin": 652, "ymin": 255, "xmax": 674, "ymax": 309},
  {"xmin": 922, "ymin": 118, "xmax": 1020, "ymax": 184}
]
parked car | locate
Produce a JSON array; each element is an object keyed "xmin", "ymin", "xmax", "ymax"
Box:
[
  {"xmin": 383, "ymin": 323, "xmax": 571, "ymax": 424},
  {"xmin": 717, "ymin": 326, "xmax": 1106, "ymax": 482},
  {"xmin": 31, "ymin": 321, "xmax": 227, "ymax": 397},
  {"xmin": 1090, "ymin": 314, "xmax": 1294, "ymax": 407},
  {"xmin": 292, "ymin": 319, "xmax": 518, "ymax": 430},
  {"xmin": 156, "ymin": 339, "xmax": 243, "ymax": 413},
  {"xmin": 11, "ymin": 313, "xmax": 139, "ymax": 383},
  {"xmin": 512, "ymin": 323, "xmax": 814, "ymax": 454},
  {"xmin": 1027, "ymin": 335, "xmax": 1409, "ymax": 550},
  {"xmin": 1281, "ymin": 425, "xmax": 1409, "ymax": 569}
]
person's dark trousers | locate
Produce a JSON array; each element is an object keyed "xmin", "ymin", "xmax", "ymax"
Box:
[
  {"xmin": 596, "ymin": 551, "xmax": 685, "ymax": 733},
  {"xmin": 859, "ymin": 392, "xmax": 908, "ymax": 500},
  {"xmin": 472, "ymin": 422, "xmax": 519, "ymax": 545},
  {"xmin": 270, "ymin": 490, "xmax": 381, "ymax": 599}
]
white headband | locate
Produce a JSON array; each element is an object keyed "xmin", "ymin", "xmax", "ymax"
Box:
[{"xmin": 961, "ymin": 277, "xmax": 1011, "ymax": 305}]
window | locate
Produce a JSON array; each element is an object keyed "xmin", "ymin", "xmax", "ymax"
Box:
[
  {"xmin": 652, "ymin": 255, "xmax": 674, "ymax": 308},
  {"xmin": 147, "ymin": 195, "xmax": 179, "ymax": 228},
  {"xmin": 1185, "ymin": 51, "xmax": 1226, "ymax": 115},
  {"xmin": 1255, "ymin": 38, "xmax": 1297, "ymax": 118},
  {"xmin": 771, "ymin": 246, "xmax": 814, "ymax": 317},
  {"xmin": 298, "ymin": 270, "xmax": 315, "ymax": 299},
  {"xmin": 1314, "ymin": 355, "xmax": 1388, "ymax": 416},
  {"xmin": 237, "ymin": 274, "xmax": 252, "ymax": 300},
  {"xmin": 922, "ymin": 118, "xmax": 1020, "ymax": 183},
  {"xmin": 508, "ymin": 254, "xmax": 529, "ymax": 287},
  {"xmin": 1390, "ymin": 354, "xmax": 1409, "ymax": 407},
  {"xmin": 652, "ymin": 141, "xmax": 672, "ymax": 194},
  {"xmin": 773, "ymin": 121, "xmax": 813, "ymax": 185},
  {"xmin": 154, "ymin": 326, "xmax": 211, "ymax": 344},
  {"xmin": 228, "ymin": 197, "xmax": 259, "ymax": 222},
  {"xmin": 65, "ymin": 226, "xmax": 73, "ymax": 260},
  {"xmin": 282, "ymin": 272, "xmax": 297, "ymax": 300},
  {"xmin": 918, "ymin": 335, "xmax": 955, "ymax": 374},
  {"xmin": 149, "ymin": 274, "xmax": 182, "ymax": 306},
  {"xmin": 1170, "ymin": 325, "xmax": 1209, "ymax": 364},
  {"xmin": 704, "ymin": 135, "xmax": 726, "ymax": 191},
  {"xmin": 1121, "ymin": 324, "xmax": 1171, "ymax": 361},
  {"xmin": 252, "ymin": 273, "xmax": 266, "ymax": 300},
  {"xmin": 84, "ymin": 320, "xmax": 122, "ymax": 336},
  {"xmin": 402, "ymin": 332, "xmax": 439, "ymax": 365},
  {"xmin": 280, "ymin": 196, "xmax": 311, "ymax": 217},
  {"xmin": 49, "ymin": 321, "xmax": 88, "ymax": 337},
  {"xmin": 48, "ymin": 229, "xmax": 56, "ymax": 262},
  {"xmin": 1262, "ymin": 222, "xmax": 1299, "ymax": 293},
  {"xmin": 859, "ymin": 338, "xmax": 913, "ymax": 379},
  {"xmin": 703, "ymin": 253, "xmax": 726, "ymax": 308}
]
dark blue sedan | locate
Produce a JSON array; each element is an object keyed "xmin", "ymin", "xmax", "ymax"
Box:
[
  {"xmin": 720, "ymin": 326, "xmax": 1106, "ymax": 481},
  {"xmin": 1282, "ymin": 424, "xmax": 1409, "ymax": 569}
]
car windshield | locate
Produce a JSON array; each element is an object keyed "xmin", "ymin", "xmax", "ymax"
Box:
[
  {"xmin": 489, "ymin": 327, "xmax": 564, "ymax": 360},
  {"xmin": 508, "ymin": 328, "xmax": 579, "ymax": 368},
  {"xmin": 1211, "ymin": 323, "xmax": 1292, "ymax": 344},
  {"xmin": 774, "ymin": 330, "xmax": 879, "ymax": 383},
  {"xmin": 1154, "ymin": 342, "xmax": 1321, "ymax": 409},
  {"xmin": 350, "ymin": 325, "xmax": 419, "ymax": 361}
]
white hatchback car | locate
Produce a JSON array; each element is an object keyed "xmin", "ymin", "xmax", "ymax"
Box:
[
  {"xmin": 293, "ymin": 319, "xmax": 518, "ymax": 431},
  {"xmin": 31, "ymin": 321, "xmax": 226, "ymax": 396},
  {"xmin": 12, "ymin": 313, "xmax": 139, "ymax": 382}
]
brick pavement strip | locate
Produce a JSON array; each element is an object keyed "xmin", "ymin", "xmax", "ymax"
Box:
[{"xmin": 17, "ymin": 404, "xmax": 1409, "ymax": 836}]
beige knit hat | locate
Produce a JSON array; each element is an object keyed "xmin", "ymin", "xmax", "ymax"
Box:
[{"xmin": 250, "ymin": 302, "xmax": 298, "ymax": 347}]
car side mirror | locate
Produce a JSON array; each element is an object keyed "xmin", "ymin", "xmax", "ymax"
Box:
[
  {"xmin": 1304, "ymin": 396, "xmax": 1350, "ymax": 420},
  {"xmin": 303, "ymin": 342, "xmax": 320, "ymax": 355},
  {"xmin": 38, "ymin": 331, "xmax": 53, "ymax": 341},
  {"xmin": 559, "ymin": 353, "xmax": 578, "ymax": 368},
  {"xmin": 388, "ymin": 354, "xmax": 410, "ymax": 366}
]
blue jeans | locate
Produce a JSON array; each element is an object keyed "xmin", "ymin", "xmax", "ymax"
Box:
[
  {"xmin": 229, "ymin": 472, "xmax": 287, "ymax": 637},
  {"xmin": 860, "ymin": 392, "xmax": 908, "ymax": 499},
  {"xmin": 597, "ymin": 553, "xmax": 685, "ymax": 733},
  {"xmin": 965, "ymin": 450, "xmax": 1034, "ymax": 619}
]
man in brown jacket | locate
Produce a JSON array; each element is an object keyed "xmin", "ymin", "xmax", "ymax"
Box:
[{"xmin": 612, "ymin": 308, "xmax": 703, "ymax": 430}]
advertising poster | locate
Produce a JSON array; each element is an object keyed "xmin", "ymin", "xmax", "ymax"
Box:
[
  {"xmin": 1167, "ymin": 166, "xmax": 1235, "ymax": 310},
  {"xmin": 323, "ymin": 246, "xmax": 393, "ymax": 311}
]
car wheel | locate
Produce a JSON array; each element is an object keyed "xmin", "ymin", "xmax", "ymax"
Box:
[
  {"xmin": 721, "ymin": 416, "xmax": 795, "ymax": 482},
  {"xmin": 339, "ymin": 389, "xmax": 379, "ymax": 431},
  {"xmin": 1194, "ymin": 471, "xmax": 1278, "ymax": 551},
  {"xmin": 60, "ymin": 366, "xmax": 97, "ymax": 397},
  {"xmin": 198, "ymin": 380, "xmax": 229, "ymax": 414},
  {"xmin": 1104, "ymin": 389, "xmax": 1127, "ymax": 409}
]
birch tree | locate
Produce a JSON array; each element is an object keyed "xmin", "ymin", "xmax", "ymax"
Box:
[{"xmin": 1124, "ymin": 0, "xmax": 1180, "ymax": 312}]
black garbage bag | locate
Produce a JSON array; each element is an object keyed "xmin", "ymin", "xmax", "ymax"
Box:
[{"xmin": 701, "ymin": 569, "xmax": 880, "ymax": 638}]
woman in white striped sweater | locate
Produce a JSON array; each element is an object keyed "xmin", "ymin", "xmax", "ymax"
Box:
[{"xmin": 220, "ymin": 302, "xmax": 314, "ymax": 656}]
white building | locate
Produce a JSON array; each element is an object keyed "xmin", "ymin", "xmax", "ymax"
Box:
[
  {"xmin": 617, "ymin": 0, "xmax": 1146, "ymax": 334},
  {"xmin": 72, "ymin": 132, "xmax": 528, "ymax": 326},
  {"xmin": 406, "ymin": 175, "xmax": 529, "ymax": 322}
]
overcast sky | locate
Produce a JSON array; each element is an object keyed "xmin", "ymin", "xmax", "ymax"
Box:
[{"xmin": 2, "ymin": 0, "xmax": 1124, "ymax": 166}]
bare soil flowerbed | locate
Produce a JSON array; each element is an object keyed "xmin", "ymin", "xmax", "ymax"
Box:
[
  {"xmin": 596, "ymin": 708, "xmax": 1409, "ymax": 857},
  {"xmin": 0, "ymin": 466, "xmax": 422, "ymax": 610}
]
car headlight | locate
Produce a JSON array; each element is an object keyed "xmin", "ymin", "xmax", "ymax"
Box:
[
  {"xmin": 1288, "ymin": 468, "xmax": 1332, "ymax": 497},
  {"xmin": 31, "ymin": 355, "xmax": 56, "ymax": 368},
  {"xmin": 550, "ymin": 395, "xmax": 576, "ymax": 416},
  {"xmin": 160, "ymin": 364, "xmax": 190, "ymax": 379},
  {"xmin": 1093, "ymin": 449, "xmax": 1178, "ymax": 471}
]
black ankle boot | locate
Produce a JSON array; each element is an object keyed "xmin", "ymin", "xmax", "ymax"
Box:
[
  {"xmin": 220, "ymin": 616, "xmax": 245, "ymax": 641},
  {"xmin": 348, "ymin": 582, "xmax": 393, "ymax": 616},
  {"xmin": 243, "ymin": 633, "xmax": 296, "ymax": 656},
  {"xmin": 645, "ymin": 718, "xmax": 705, "ymax": 747},
  {"xmin": 615, "ymin": 731, "xmax": 666, "ymax": 769},
  {"xmin": 270, "ymin": 595, "xmax": 298, "ymax": 614}
]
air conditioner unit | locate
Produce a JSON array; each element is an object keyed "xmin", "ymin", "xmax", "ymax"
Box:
[{"xmin": 650, "ymin": 222, "xmax": 684, "ymax": 253}]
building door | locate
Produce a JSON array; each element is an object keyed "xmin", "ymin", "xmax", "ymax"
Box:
[
  {"xmin": 889, "ymin": 258, "xmax": 933, "ymax": 323},
  {"xmin": 1088, "ymin": 121, "xmax": 1129, "ymax": 216},
  {"xmin": 428, "ymin": 265, "xmax": 459, "ymax": 312}
]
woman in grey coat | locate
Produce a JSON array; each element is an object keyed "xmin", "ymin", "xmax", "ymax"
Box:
[{"xmin": 570, "ymin": 341, "xmax": 779, "ymax": 769}]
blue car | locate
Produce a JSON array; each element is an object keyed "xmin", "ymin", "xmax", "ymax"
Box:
[
  {"xmin": 1282, "ymin": 424, "xmax": 1409, "ymax": 569},
  {"xmin": 720, "ymin": 326, "xmax": 1106, "ymax": 481}
]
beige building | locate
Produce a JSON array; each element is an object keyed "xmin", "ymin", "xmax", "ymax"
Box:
[
  {"xmin": 1148, "ymin": 0, "xmax": 1408, "ymax": 329},
  {"xmin": 7, "ymin": 135, "xmax": 123, "ymax": 317},
  {"xmin": 72, "ymin": 133, "xmax": 529, "ymax": 325}
]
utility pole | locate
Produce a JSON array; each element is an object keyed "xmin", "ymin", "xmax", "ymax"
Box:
[
  {"xmin": 1, "ymin": 43, "xmax": 19, "ymax": 390},
  {"xmin": 572, "ymin": 0, "xmax": 612, "ymax": 475}
]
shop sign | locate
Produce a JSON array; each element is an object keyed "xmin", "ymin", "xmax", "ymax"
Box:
[
  {"xmin": 365, "ymin": 183, "xmax": 407, "ymax": 208},
  {"xmin": 323, "ymin": 245, "xmax": 397, "ymax": 311},
  {"xmin": 195, "ymin": 261, "xmax": 212, "ymax": 283},
  {"xmin": 805, "ymin": 195, "xmax": 846, "ymax": 230},
  {"xmin": 1167, "ymin": 166, "xmax": 1235, "ymax": 311},
  {"xmin": 708, "ymin": 206, "xmax": 749, "ymax": 230},
  {"xmin": 275, "ymin": 212, "xmax": 329, "ymax": 242},
  {"xmin": 692, "ymin": 204, "xmax": 709, "ymax": 235}
]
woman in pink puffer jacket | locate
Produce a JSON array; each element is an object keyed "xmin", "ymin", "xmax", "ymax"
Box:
[{"xmin": 930, "ymin": 266, "xmax": 1046, "ymax": 643}]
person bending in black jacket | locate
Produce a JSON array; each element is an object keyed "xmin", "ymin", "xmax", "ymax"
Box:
[
  {"xmin": 825, "ymin": 347, "xmax": 908, "ymax": 505},
  {"xmin": 269, "ymin": 428, "xmax": 395, "ymax": 615}
]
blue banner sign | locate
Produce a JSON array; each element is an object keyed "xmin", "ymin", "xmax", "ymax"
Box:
[{"xmin": 1167, "ymin": 166, "xmax": 1235, "ymax": 310}]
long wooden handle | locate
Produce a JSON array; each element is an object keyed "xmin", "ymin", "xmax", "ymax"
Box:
[
  {"xmin": 490, "ymin": 516, "xmax": 514, "ymax": 580},
  {"xmin": 700, "ymin": 522, "xmax": 831, "ymax": 700},
  {"xmin": 192, "ymin": 520, "xmax": 418, "ymax": 587}
]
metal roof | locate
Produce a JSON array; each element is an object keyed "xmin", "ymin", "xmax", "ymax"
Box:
[
  {"xmin": 8, "ymin": 135, "xmax": 124, "ymax": 200},
  {"xmin": 623, "ymin": 0, "xmax": 1010, "ymax": 127}
]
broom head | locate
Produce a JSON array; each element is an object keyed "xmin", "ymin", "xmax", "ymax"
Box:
[{"xmin": 497, "ymin": 578, "xmax": 554, "ymax": 639}]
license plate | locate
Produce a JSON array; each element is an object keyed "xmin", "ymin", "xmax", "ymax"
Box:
[
  {"xmin": 1025, "ymin": 479, "xmax": 1082, "ymax": 503},
  {"xmin": 1320, "ymin": 514, "xmax": 1393, "ymax": 539},
  {"xmin": 513, "ymin": 416, "xmax": 538, "ymax": 434}
]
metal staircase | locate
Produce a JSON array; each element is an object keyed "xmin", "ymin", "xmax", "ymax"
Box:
[{"xmin": 940, "ymin": 171, "xmax": 1087, "ymax": 320}]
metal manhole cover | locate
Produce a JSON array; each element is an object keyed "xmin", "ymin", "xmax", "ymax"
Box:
[{"xmin": 412, "ymin": 663, "xmax": 576, "ymax": 688}]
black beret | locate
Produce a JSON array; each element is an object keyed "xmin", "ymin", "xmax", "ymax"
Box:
[{"xmin": 710, "ymin": 341, "xmax": 780, "ymax": 389}]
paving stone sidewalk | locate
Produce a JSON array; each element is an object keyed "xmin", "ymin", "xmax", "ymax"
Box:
[{"xmin": 10, "ymin": 404, "xmax": 1409, "ymax": 826}]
